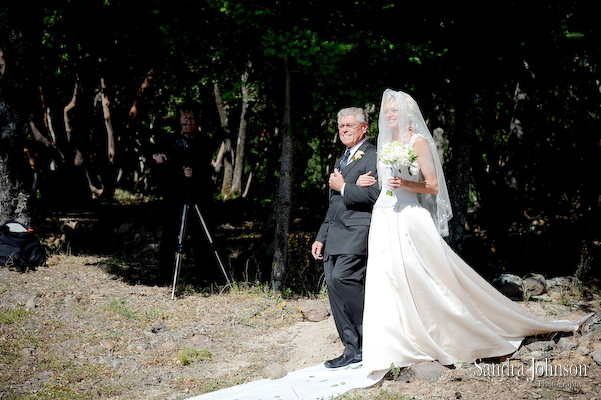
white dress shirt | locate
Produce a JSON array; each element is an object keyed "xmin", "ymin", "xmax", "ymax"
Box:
[{"xmin": 341, "ymin": 138, "xmax": 367, "ymax": 196}]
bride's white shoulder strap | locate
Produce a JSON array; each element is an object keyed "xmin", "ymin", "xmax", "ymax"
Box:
[{"xmin": 408, "ymin": 134, "xmax": 423, "ymax": 148}]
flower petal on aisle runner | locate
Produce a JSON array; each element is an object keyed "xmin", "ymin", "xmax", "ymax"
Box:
[{"xmin": 185, "ymin": 363, "xmax": 387, "ymax": 400}]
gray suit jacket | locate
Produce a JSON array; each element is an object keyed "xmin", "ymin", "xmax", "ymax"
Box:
[{"xmin": 316, "ymin": 140, "xmax": 380, "ymax": 258}]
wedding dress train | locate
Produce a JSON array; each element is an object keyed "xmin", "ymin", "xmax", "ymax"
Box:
[{"xmin": 363, "ymin": 135, "xmax": 590, "ymax": 373}]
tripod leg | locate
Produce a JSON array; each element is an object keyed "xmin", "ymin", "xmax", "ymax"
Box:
[
  {"xmin": 192, "ymin": 203, "xmax": 232, "ymax": 286},
  {"xmin": 171, "ymin": 203, "xmax": 189, "ymax": 300}
]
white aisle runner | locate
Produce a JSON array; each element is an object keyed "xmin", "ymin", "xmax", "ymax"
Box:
[{"xmin": 185, "ymin": 363, "xmax": 387, "ymax": 400}]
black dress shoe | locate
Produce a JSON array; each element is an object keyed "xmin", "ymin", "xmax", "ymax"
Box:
[{"xmin": 324, "ymin": 354, "xmax": 361, "ymax": 368}]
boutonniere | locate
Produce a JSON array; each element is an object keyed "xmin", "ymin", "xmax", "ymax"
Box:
[{"xmin": 352, "ymin": 150, "xmax": 365, "ymax": 162}]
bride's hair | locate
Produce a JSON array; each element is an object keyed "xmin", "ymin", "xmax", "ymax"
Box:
[
  {"xmin": 377, "ymin": 89, "xmax": 453, "ymax": 237},
  {"xmin": 381, "ymin": 91, "xmax": 421, "ymax": 135}
]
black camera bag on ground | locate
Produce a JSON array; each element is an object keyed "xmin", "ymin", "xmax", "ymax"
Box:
[{"xmin": 0, "ymin": 222, "xmax": 46, "ymax": 272}]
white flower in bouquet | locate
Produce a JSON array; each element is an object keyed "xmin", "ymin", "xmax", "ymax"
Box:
[{"xmin": 378, "ymin": 141, "xmax": 418, "ymax": 196}]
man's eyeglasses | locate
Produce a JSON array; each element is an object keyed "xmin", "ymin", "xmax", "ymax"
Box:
[{"xmin": 338, "ymin": 123, "xmax": 364, "ymax": 130}]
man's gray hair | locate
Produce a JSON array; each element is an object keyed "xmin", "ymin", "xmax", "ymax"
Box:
[{"xmin": 337, "ymin": 107, "xmax": 368, "ymax": 125}]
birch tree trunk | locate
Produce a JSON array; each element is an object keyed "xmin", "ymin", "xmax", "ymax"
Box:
[{"xmin": 213, "ymin": 63, "xmax": 253, "ymax": 201}]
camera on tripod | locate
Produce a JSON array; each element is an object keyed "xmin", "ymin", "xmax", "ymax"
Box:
[{"xmin": 170, "ymin": 193, "xmax": 231, "ymax": 299}]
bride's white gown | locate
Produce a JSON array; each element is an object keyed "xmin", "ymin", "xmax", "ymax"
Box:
[{"xmin": 363, "ymin": 135, "xmax": 589, "ymax": 373}]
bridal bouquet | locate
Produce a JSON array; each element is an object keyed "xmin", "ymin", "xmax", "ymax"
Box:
[{"xmin": 378, "ymin": 141, "xmax": 418, "ymax": 196}]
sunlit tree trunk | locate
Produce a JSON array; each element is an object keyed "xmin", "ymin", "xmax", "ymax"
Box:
[
  {"xmin": 229, "ymin": 63, "xmax": 251, "ymax": 197},
  {"xmin": 124, "ymin": 69, "xmax": 153, "ymax": 189},
  {"xmin": 100, "ymin": 77, "xmax": 115, "ymax": 165},
  {"xmin": 95, "ymin": 76, "xmax": 117, "ymax": 200},
  {"xmin": 220, "ymin": 139, "xmax": 234, "ymax": 199},
  {"xmin": 213, "ymin": 61, "xmax": 253, "ymax": 200},
  {"xmin": 127, "ymin": 69, "xmax": 153, "ymax": 126},
  {"xmin": 213, "ymin": 80, "xmax": 234, "ymax": 199},
  {"xmin": 63, "ymin": 77, "xmax": 79, "ymax": 144}
]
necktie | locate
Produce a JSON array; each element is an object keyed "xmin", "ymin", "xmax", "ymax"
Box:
[{"xmin": 339, "ymin": 149, "xmax": 351, "ymax": 172}]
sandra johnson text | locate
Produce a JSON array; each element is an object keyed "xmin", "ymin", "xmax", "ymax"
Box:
[{"xmin": 475, "ymin": 358, "xmax": 588, "ymax": 382}]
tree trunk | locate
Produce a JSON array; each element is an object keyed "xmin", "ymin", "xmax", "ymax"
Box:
[
  {"xmin": 213, "ymin": 66, "xmax": 253, "ymax": 201},
  {"xmin": 0, "ymin": 128, "xmax": 31, "ymax": 226},
  {"xmin": 220, "ymin": 138, "xmax": 234, "ymax": 199},
  {"xmin": 123, "ymin": 69, "xmax": 153, "ymax": 190},
  {"xmin": 271, "ymin": 55, "xmax": 293, "ymax": 292},
  {"xmin": 212, "ymin": 80, "xmax": 235, "ymax": 199},
  {"xmin": 212, "ymin": 141, "xmax": 225, "ymax": 173},
  {"xmin": 63, "ymin": 76, "xmax": 79, "ymax": 143},
  {"xmin": 127, "ymin": 69, "xmax": 153, "ymax": 127},
  {"xmin": 446, "ymin": 95, "xmax": 473, "ymax": 252},
  {"xmin": 100, "ymin": 76, "xmax": 119, "ymax": 201},
  {"xmin": 242, "ymin": 169, "xmax": 253, "ymax": 198},
  {"xmin": 229, "ymin": 63, "xmax": 251, "ymax": 197},
  {"xmin": 100, "ymin": 77, "xmax": 115, "ymax": 165},
  {"xmin": 28, "ymin": 119, "xmax": 52, "ymax": 147},
  {"xmin": 0, "ymin": 47, "xmax": 31, "ymax": 226},
  {"xmin": 502, "ymin": 82, "xmax": 529, "ymax": 210}
]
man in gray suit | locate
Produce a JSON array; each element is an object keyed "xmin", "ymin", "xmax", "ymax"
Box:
[{"xmin": 311, "ymin": 107, "xmax": 380, "ymax": 368}]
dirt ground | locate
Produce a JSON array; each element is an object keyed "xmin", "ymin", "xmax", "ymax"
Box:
[{"xmin": 1, "ymin": 254, "xmax": 601, "ymax": 400}]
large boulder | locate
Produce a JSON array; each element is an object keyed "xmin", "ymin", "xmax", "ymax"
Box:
[
  {"xmin": 492, "ymin": 274, "xmax": 524, "ymax": 299},
  {"xmin": 546, "ymin": 276, "xmax": 578, "ymax": 291},
  {"xmin": 394, "ymin": 361, "xmax": 449, "ymax": 383},
  {"xmin": 581, "ymin": 312, "xmax": 601, "ymax": 335},
  {"xmin": 523, "ymin": 274, "xmax": 547, "ymax": 296}
]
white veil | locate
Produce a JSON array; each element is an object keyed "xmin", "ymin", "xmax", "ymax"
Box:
[{"xmin": 376, "ymin": 89, "xmax": 453, "ymax": 237}]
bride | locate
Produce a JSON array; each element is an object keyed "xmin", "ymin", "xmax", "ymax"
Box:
[{"xmin": 357, "ymin": 89, "xmax": 591, "ymax": 373}]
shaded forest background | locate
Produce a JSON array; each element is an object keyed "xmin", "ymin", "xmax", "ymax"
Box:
[{"xmin": 0, "ymin": 0, "xmax": 599, "ymax": 293}]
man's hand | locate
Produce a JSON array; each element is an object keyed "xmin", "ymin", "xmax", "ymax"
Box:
[
  {"xmin": 153, "ymin": 153, "xmax": 167, "ymax": 164},
  {"xmin": 356, "ymin": 171, "xmax": 376, "ymax": 187},
  {"xmin": 311, "ymin": 241, "xmax": 324, "ymax": 261},
  {"xmin": 183, "ymin": 166, "xmax": 193, "ymax": 178},
  {"xmin": 329, "ymin": 169, "xmax": 345, "ymax": 192}
]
